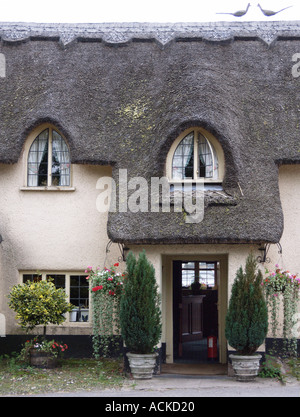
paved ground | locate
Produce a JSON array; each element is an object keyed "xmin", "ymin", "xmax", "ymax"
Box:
[{"xmin": 27, "ymin": 373, "xmax": 300, "ymax": 398}]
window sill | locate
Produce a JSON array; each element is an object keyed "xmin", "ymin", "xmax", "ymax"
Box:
[
  {"xmin": 44, "ymin": 322, "xmax": 92, "ymax": 329},
  {"xmin": 169, "ymin": 181, "xmax": 223, "ymax": 191},
  {"xmin": 20, "ymin": 186, "xmax": 76, "ymax": 192}
]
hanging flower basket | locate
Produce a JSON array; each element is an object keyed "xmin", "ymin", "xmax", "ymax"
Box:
[
  {"xmin": 263, "ymin": 265, "xmax": 300, "ymax": 357},
  {"xmin": 86, "ymin": 263, "xmax": 124, "ymax": 358},
  {"xmin": 263, "ymin": 267, "xmax": 300, "ymax": 295}
]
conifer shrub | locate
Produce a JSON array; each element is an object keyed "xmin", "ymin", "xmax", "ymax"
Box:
[
  {"xmin": 119, "ymin": 251, "xmax": 162, "ymax": 354},
  {"xmin": 225, "ymin": 253, "xmax": 268, "ymax": 355}
]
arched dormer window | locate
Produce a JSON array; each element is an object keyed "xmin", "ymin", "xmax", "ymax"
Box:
[
  {"xmin": 26, "ymin": 125, "xmax": 71, "ymax": 188},
  {"xmin": 166, "ymin": 127, "xmax": 224, "ymax": 187}
]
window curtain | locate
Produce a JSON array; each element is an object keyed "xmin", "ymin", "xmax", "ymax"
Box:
[
  {"xmin": 172, "ymin": 133, "xmax": 194, "ymax": 179},
  {"xmin": 52, "ymin": 131, "xmax": 70, "ymax": 186},
  {"xmin": 198, "ymin": 133, "xmax": 218, "ymax": 179},
  {"xmin": 27, "ymin": 130, "xmax": 48, "ymax": 186}
]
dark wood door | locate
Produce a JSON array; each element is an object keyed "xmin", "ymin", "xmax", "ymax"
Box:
[
  {"xmin": 173, "ymin": 262, "xmax": 206, "ymax": 359},
  {"xmin": 173, "ymin": 260, "xmax": 218, "ymax": 361},
  {"xmin": 181, "ymin": 295, "xmax": 205, "ymax": 343}
]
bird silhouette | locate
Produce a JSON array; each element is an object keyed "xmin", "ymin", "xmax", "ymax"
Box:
[
  {"xmin": 216, "ymin": 2, "xmax": 250, "ymax": 17},
  {"xmin": 257, "ymin": 4, "xmax": 292, "ymax": 16}
]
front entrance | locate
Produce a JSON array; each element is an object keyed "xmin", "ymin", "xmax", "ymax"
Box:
[{"xmin": 173, "ymin": 260, "xmax": 220, "ymax": 364}]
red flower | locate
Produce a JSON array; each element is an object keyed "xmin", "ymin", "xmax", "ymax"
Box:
[
  {"xmin": 92, "ymin": 285, "xmax": 103, "ymax": 292},
  {"xmin": 114, "ymin": 263, "xmax": 119, "ymax": 267}
]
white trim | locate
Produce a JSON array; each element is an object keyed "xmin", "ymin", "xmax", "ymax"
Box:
[{"xmin": 20, "ymin": 186, "xmax": 76, "ymax": 191}]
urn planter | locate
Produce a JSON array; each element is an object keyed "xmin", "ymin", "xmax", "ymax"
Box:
[
  {"xmin": 229, "ymin": 354, "xmax": 261, "ymax": 382},
  {"xmin": 126, "ymin": 352, "xmax": 158, "ymax": 379}
]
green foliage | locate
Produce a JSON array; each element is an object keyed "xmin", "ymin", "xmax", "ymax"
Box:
[
  {"xmin": 120, "ymin": 251, "xmax": 162, "ymax": 354},
  {"xmin": 258, "ymin": 355, "xmax": 283, "ymax": 381},
  {"xmin": 288, "ymin": 357, "xmax": 300, "ymax": 380},
  {"xmin": 0, "ymin": 357, "xmax": 124, "ymax": 395},
  {"xmin": 225, "ymin": 253, "xmax": 268, "ymax": 355},
  {"xmin": 7, "ymin": 279, "xmax": 74, "ymax": 333},
  {"xmin": 263, "ymin": 266, "xmax": 300, "ymax": 357},
  {"xmin": 20, "ymin": 337, "xmax": 68, "ymax": 361},
  {"xmin": 88, "ymin": 263, "xmax": 123, "ymax": 358}
]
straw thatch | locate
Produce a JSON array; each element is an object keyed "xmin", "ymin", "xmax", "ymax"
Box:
[{"xmin": 1, "ymin": 21, "xmax": 299, "ymax": 244}]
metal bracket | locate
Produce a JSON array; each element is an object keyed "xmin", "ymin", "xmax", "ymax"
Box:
[
  {"xmin": 105, "ymin": 239, "xmax": 128, "ymax": 262},
  {"xmin": 257, "ymin": 242, "xmax": 282, "ymax": 264}
]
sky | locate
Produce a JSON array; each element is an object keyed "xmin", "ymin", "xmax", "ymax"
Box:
[{"xmin": 0, "ymin": 1, "xmax": 299, "ymax": 23}]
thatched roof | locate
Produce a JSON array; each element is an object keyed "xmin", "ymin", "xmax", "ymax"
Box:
[{"xmin": 1, "ymin": 21, "xmax": 300, "ymax": 244}]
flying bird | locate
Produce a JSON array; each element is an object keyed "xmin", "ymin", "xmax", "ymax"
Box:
[
  {"xmin": 257, "ymin": 4, "xmax": 292, "ymax": 16},
  {"xmin": 216, "ymin": 2, "xmax": 250, "ymax": 17}
]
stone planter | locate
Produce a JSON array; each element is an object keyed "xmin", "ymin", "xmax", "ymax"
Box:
[
  {"xmin": 126, "ymin": 352, "xmax": 157, "ymax": 379},
  {"xmin": 30, "ymin": 349, "xmax": 59, "ymax": 369},
  {"xmin": 229, "ymin": 354, "xmax": 261, "ymax": 382}
]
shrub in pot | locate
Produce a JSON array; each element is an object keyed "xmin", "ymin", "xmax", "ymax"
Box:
[
  {"xmin": 225, "ymin": 253, "xmax": 268, "ymax": 381},
  {"xmin": 8, "ymin": 278, "xmax": 73, "ymax": 367},
  {"xmin": 120, "ymin": 251, "xmax": 162, "ymax": 379}
]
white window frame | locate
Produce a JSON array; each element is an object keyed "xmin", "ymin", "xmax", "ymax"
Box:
[
  {"xmin": 19, "ymin": 271, "xmax": 90, "ymax": 326},
  {"xmin": 21, "ymin": 123, "xmax": 75, "ymax": 191},
  {"xmin": 166, "ymin": 127, "xmax": 225, "ymax": 185}
]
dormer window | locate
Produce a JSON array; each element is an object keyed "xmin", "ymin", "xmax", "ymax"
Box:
[
  {"xmin": 27, "ymin": 126, "xmax": 70, "ymax": 187},
  {"xmin": 166, "ymin": 127, "xmax": 224, "ymax": 188}
]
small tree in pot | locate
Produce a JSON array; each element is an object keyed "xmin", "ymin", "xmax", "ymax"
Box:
[
  {"xmin": 225, "ymin": 253, "xmax": 268, "ymax": 381},
  {"xmin": 120, "ymin": 251, "xmax": 162, "ymax": 379},
  {"xmin": 8, "ymin": 278, "xmax": 73, "ymax": 367}
]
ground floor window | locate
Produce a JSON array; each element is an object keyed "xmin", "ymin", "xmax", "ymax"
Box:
[{"xmin": 21, "ymin": 271, "xmax": 89, "ymax": 323}]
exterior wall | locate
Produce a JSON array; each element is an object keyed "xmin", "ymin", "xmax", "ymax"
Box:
[
  {"xmin": 1, "ymin": 151, "xmax": 299, "ymax": 354},
  {"xmin": 0, "ymin": 152, "xmax": 121, "ymax": 336},
  {"xmin": 267, "ymin": 165, "xmax": 300, "ymax": 337}
]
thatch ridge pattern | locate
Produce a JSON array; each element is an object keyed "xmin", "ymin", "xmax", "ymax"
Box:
[{"xmin": 1, "ymin": 21, "xmax": 300, "ymax": 47}]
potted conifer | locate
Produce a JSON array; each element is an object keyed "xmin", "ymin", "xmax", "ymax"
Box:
[
  {"xmin": 120, "ymin": 251, "xmax": 162, "ymax": 379},
  {"xmin": 225, "ymin": 253, "xmax": 268, "ymax": 381}
]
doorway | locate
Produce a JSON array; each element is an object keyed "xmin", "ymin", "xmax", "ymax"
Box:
[{"xmin": 173, "ymin": 260, "xmax": 220, "ymax": 364}]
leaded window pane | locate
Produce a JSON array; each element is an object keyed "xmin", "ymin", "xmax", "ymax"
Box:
[
  {"xmin": 23, "ymin": 274, "xmax": 41, "ymax": 283},
  {"xmin": 198, "ymin": 133, "xmax": 218, "ymax": 179},
  {"xmin": 27, "ymin": 128, "xmax": 70, "ymax": 187},
  {"xmin": 27, "ymin": 129, "xmax": 49, "ymax": 186},
  {"xmin": 52, "ymin": 130, "xmax": 70, "ymax": 186},
  {"xmin": 70, "ymin": 275, "xmax": 89, "ymax": 309},
  {"xmin": 172, "ymin": 132, "xmax": 194, "ymax": 179},
  {"xmin": 46, "ymin": 274, "xmax": 65, "ymax": 289},
  {"xmin": 172, "ymin": 130, "xmax": 219, "ymax": 180}
]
